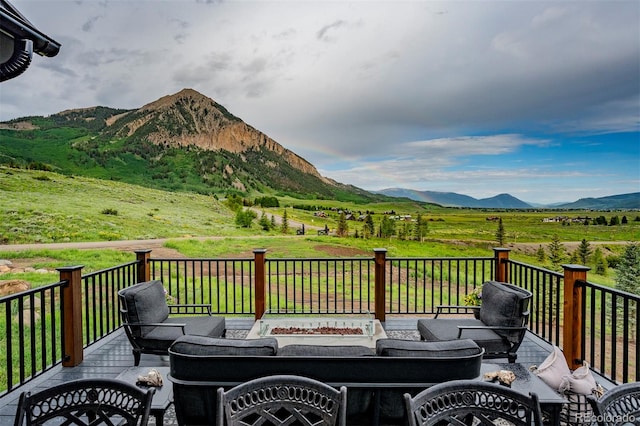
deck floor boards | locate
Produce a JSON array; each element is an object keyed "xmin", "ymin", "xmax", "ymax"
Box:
[{"xmin": 0, "ymin": 318, "xmax": 611, "ymax": 426}]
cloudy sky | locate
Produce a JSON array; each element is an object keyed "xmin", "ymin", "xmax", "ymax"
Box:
[{"xmin": 2, "ymin": 0, "xmax": 639, "ymax": 204}]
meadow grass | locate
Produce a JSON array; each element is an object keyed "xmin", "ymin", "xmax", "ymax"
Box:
[{"xmin": 1, "ymin": 166, "xmax": 638, "ymax": 288}]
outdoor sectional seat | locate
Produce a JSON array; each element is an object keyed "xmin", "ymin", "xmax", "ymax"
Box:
[
  {"xmin": 417, "ymin": 280, "xmax": 532, "ymax": 363},
  {"xmin": 168, "ymin": 335, "xmax": 484, "ymax": 426},
  {"xmin": 118, "ymin": 280, "xmax": 225, "ymax": 366}
]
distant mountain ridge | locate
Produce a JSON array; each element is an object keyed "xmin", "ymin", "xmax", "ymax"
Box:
[{"xmin": 378, "ymin": 188, "xmax": 639, "ymax": 210}]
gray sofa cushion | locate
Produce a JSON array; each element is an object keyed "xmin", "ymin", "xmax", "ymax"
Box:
[
  {"xmin": 375, "ymin": 338, "xmax": 482, "ymax": 420},
  {"xmin": 277, "ymin": 344, "xmax": 375, "ymax": 417},
  {"xmin": 376, "ymin": 338, "xmax": 482, "ymax": 357},
  {"xmin": 120, "ymin": 280, "xmax": 169, "ymax": 337},
  {"xmin": 170, "ymin": 335, "xmax": 278, "ymax": 356},
  {"xmin": 480, "ymin": 281, "xmax": 528, "ymax": 328},
  {"xmin": 277, "ymin": 344, "xmax": 375, "ymax": 357},
  {"xmin": 142, "ymin": 316, "xmax": 226, "ymax": 348},
  {"xmin": 417, "ymin": 318, "xmax": 507, "ymax": 354}
]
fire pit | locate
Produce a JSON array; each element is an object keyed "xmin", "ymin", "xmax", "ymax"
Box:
[
  {"xmin": 245, "ymin": 311, "xmax": 387, "ymax": 349},
  {"xmin": 270, "ymin": 326, "xmax": 364, "ymax": 335}
]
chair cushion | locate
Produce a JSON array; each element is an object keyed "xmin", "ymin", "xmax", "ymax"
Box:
[
  {"xmin": 479, "ymin": 281, "xmax": 529, "ymax": 328},
  {"xmin": 417, "ymin": 318, "xmax": 508, "ymax": 355},
  {"xmin": 170, "ymin": 335, "xmax": 278, "ymax": 356},
  {"xmin": 375, "ymin": 338, "xmax": 481, "ymax": 357},
  {"xmin": 120, "ymin": 280, "xmax": 169, "ymax": 337},
  {"xmin": 277, "ymin": 345, "xmax": 374, "ymax": 357},
  {"xmin": 143, "ymin": 316, "xmax": 226, "ymax": 342}
]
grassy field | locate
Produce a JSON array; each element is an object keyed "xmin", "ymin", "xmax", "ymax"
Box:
[{"xmin": 1, "ymin": 166, "xmax": 638, "ymax": 287}]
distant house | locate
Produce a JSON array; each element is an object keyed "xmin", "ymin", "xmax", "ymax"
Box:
[{"xmin": 0, "ymin": 0, "xmax": 61, "ymax": 81}]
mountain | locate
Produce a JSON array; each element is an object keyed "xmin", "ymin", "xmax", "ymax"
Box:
[
  {"xmin": 0, "ymin": 89, "xmax": 377, "ymax": 202},
  {"xmin": 377, "ymin": 188, "xmax": 532, "ymax": 208},
  {"xmin": 554, "ymin": 193, "xmax": 640, "ymax": 210}
]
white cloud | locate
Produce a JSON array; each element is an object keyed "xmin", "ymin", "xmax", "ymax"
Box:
[{"xmin": 2, "ymin": 0, "xmax": 638, "ymax": 203}]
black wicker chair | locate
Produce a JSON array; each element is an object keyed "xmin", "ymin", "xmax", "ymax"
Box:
[
  {"xmin": 587, "ymin": 382, "xmax": 640, "ymax": 426},
  {"xmin": 417, "ymin": 280, "xmax": 532, "ymax": 362},
  {"xmin": 13, "ymin": 378, "xmax": 155, "ymax": 426},
  {"xmin": 404, "ymin": 379, "xmax": 543, "ymax": 426},
  {"xmin": 216, "ymin": 375, "xmax": 347, "ymax": 426},
  {"xmin": 118, "ymin": 280, "xmax": 225, "ymax": 365}
]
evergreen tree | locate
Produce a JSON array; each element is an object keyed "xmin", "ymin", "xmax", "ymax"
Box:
[
  {"xmin": 495, "ymin": 217, "xmax": 506, "ymax": 246},
  {"xmin": 569, "ymin": 250, "xmax": 579, "ymax": 264},
  {"xmin": 536, "ymin": 245, "xmax": 546, "ymax": 263},
  {"xmin": 280, "ymin": 209, "xmax": 289, "ymax": 234},
  {"xmin": 413, "ymin": 214, "xmax": 428, "ymax": 242},
  {"xmin": 336, "ymin": 211, "xmax": 349, "ymax": 237},
  {"xmin": 615, "ymin": 243, "xmax": 640, "ymax": 295},
  {"xmin": 621, "ymin": 216, "xmax": 628, "ymax": 224},
  {"xmin": 379, "ymin": 216, "xmax": 396, "ymax": 238},
  {"xmin": 577, "ymin": 239, "xmax": 592, "ymax": 265},
  {"xmin": 609, "ymin": 216, "xmax": 620, "ymax": 226},
  {"xmin": 270, "ymin": 215, "xmax": 276, "ymax": 229},
  {"xmin": 547, "ymin": 234, "xmax": 566, "ymax": 270},
  {"xmin": 398, "ymin": 222, "xmax": 410, "ymax": 241},
  {"xmin": 364, "ymin": 214, "xmax": 375, "ymax": 239},
  {"xmin": 258, "ymin": 211, "xmax": 271, "ymax": 231},
  {"xmin": 593, "ymin": 248, "xmax": 608, "ymax": 276}
]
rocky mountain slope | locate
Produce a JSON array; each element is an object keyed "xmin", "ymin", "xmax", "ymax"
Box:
[{"xmin": 0, "ymin": 89, "xmax": 374, "ymax": 201}]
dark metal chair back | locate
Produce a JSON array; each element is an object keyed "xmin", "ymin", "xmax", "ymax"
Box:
[
  {"xmin": 14, "ymin": 378, "xmax": 155, "ymax": 426},
  {"xmin": 216, "ymin": 374, "xmax": 347, "ymax": 426},
  {"xmin": 588, "ymin": 382, "xmax": 640, "ymax": 426},
  {"xmin": 404, "ymin": 379, "xmax": 543, "ymax": 426}
]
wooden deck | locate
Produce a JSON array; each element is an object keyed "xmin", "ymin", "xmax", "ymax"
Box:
[{"xmin": 0, "ymin": 317, "xmax": 615, "ymax": 426}]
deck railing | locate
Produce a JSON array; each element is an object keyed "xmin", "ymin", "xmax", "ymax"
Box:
[
  {"xmin": 507, "ymin": 259, "xmax": 639, "ymax": 383},
  {"xmin": 148, "ymin": 256, "xmax": 255, "ymax": 315},
  {"xmin": 0, "ymin": 261, "xmax": 139, "ymax": 397},
  {"xmin": 386, "ymin": 255, "xmax": 494, "ymax": 315},
  {"xmin": 1, "ymin": 246, "xmax": 637, "ymax": 397},
  {"xmin": 507, "ymin": 260, "xmax": 564, "ymax": 347},
  {"xmin": 581, "ymin": 279, "xmax": 639, "ymax": 383},
  {"xmin": 0, "ymin": 280, "xmax": 65, "ymax": 396}
]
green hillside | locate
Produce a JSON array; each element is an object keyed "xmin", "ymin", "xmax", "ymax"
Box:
[{"xmin": 0, "ymin": 167, "xmax": 246, "ymax": 244}]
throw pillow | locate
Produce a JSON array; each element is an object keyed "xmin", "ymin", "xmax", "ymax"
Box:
[
  {"xmin": 532, "ymin": 345, "xmax": 571, "ymax": 391},
  {"xmin": 559, "ymin": 362, "xmax": 598, "ymax": 395}
]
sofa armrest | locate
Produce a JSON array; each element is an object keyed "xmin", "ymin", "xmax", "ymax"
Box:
[
  {"xmin": 123, "ymin": 321, "xmax": 187, "ymax": 333},
  {"xmin": 435, "ymin": 305, "xmax": 479, "ymax": 318},
  {"xmin": 169, "ymin": 304, "xmax": 212, "ymax": 315},
  {"xmin": 456, "ymin": 325, "xmax": 526, "ymax": 338}
]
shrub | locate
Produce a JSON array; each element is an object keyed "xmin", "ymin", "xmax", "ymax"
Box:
[{"xmin": 101, "ymin": 208, "xmax": 118, "ymax": 216}]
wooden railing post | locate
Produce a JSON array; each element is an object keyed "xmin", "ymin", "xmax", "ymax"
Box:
[
  {"xmin": 58, "ymin": 265, "xmax": 84, "ymax": 367},
  {"xmin": 254, "ymin": 249, "xmax": 267, "ymax": 320},
  {"xmin": 374, "ymin": 248, "xmax": 387, "ymax": 322},
  {"xmin": 493, "ymin": 248, "xmax": 511, "ymax": 283},
  {"xmin": 135, "ymin": 249, "xmax": 152, "ymax": 283},
  {"xmin": 562, "ymin": 264, "xmax": 590, "ymax": 370}
]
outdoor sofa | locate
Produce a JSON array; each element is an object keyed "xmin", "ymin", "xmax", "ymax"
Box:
[{"xmin": 167, "ymin": 335, "xmax": 484, "ymax": 426}]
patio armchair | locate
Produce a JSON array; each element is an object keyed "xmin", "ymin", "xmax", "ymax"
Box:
[
  {"xmin": 417, "ymin": 280, "xmax": 532, "ymax": 362},
  {"xmin": 404, "ymin": 379, "xmax": 543, "ymax": 426},
  {"xmin": 118, "ymin": 279, "xmax": 225, "ymax": 365},
  {"xmin": 13, "ymin": 378, "xmax": 155, "ymax": 426},
  {"xmin": 216, "ymin": 374, "xmax": 347, "ymax": 426},
  {"xmin": 587, "ymin": 382, "xmax": 640, "ymax": 426}
]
